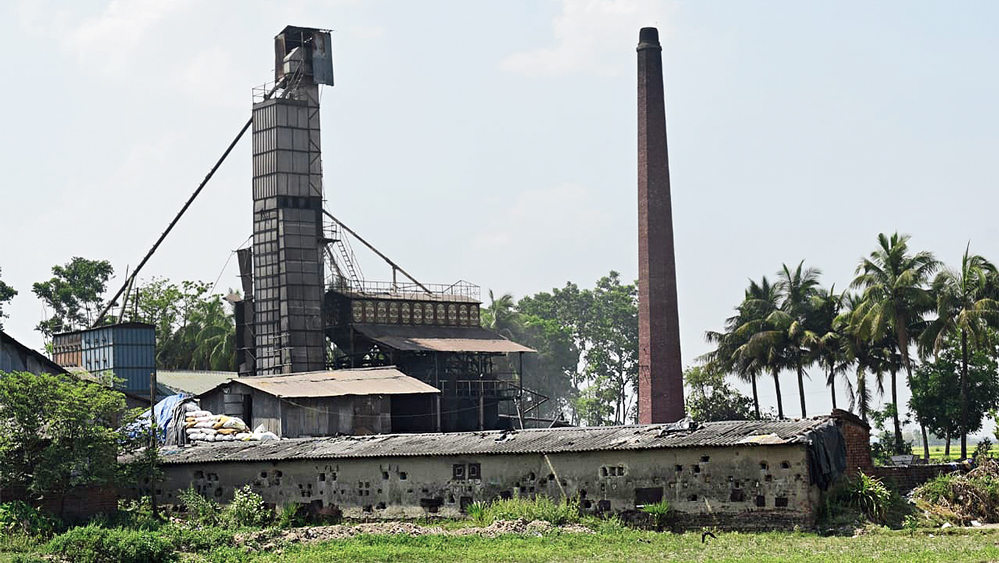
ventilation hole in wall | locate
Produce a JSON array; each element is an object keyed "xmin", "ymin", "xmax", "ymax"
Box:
[
  {"xmin": 675, "ymin": 465, "xmax": 683, "ymax": 472},
  {"xmin": 298, "ymin": 484, "xmax": 304, "ymax": 489},
  {"xmin": 635, "ymin": 487, "xmax": 664, "ymax": 505},
  {"xmin": 548, "ymin": 473, "xmax": 555, "ymax": 481},
  {"xmin": 780, "ymin": 461, "xmax": 791, "ymax": 470},
  {"xmin": 529, "ymin": 472, "xmax": 536, "ymax": 480},
  {"xmin": 667, "ymin": 481, "xmax": 675, "ymax": 489},
  {"xmin": 601, "ymin": 467, "xmax": 608, "ymax": 477},
  {"xmin": 579, "ymin": 489, "xmax": 588, "ymax": 498},
  {"xmin": 688, "ymin": 494, "xmax": 698, "ymax": 501},
  {"xmin": 399, "ymin": 472, "xmax": 407, "ymax": 480},
  {"xmin": 276, "ymin": 471, "xmax": 283, "ymax": 478},
  {"xmin": 260, "ymin": 472, "xmax": 268, "ymax": 479},
  {"xmin": 319, "ymin": 473, "xmax": 326, "ymax": 482},
  {"xmin": 700, "ymin": 455, "xmax": 710, "ymax": 463},
  {"xmin": 500, "ymin": 491, "xmax": 513, "ymax": 500},
  {"xmin": 795, "ymin": 474, "xmax": 802, "ymax": 481},
  {"xmin": 407, "ymin": 489, "xmax": 413, "ymax": 494},
  {"xmin": 420, "ymin": 497, "xmax": 444, "ymax": 513},
  {"xmin": 616, "ymin": 466, "xmax": 625, "ymax": 475},
  {"xmin": 382, "ymin": 471, "xmax": 389, "ymax": 480},
  {"xmin": 704, "ymin": 476, "xmax": 711, "ymax": 484},
  {"xmin": 756, "ymin": 495, "xmax": 766, "ymax": 507},
  {"xmin": 561, "ymin": 480, "xmax": 568, "ymax": 488},
  {"xmin": 376, "ymin": 502, "xmax": 386, "ymax": 510},
  {"xmin": 600, "ymin": 484, "xmax": 606, "ymax": 492},
  {"xmin": 363, "ymin": 505, "xmax": 373, "ymax": 513},
  {"xmin": 583, "ymin": 499, "xmax": 592, "ymax": 509},
  {"xmin": 775, "ymin": 497, "xmax": 789, "ymax": 508},
  {"xmin": 693, "ymin": 465, "xmax": 701, "ymax": 474},
  {"xmin": 728, "ymin": 476, "xmax": 734, "ymax": 482},
  {"xmin": 377, "ymin": 489, "xmax": 382, "ymax": 494},
  {"xmin": 730, "ymin": 489, "xmax": 745, "ymax": 502},
  {"xmin": 364, "ymin": 482, "xmax": 370, "ymax": 488},
  {"xmin": 598, "ymin": 500, "xmax": 611, "ymax": 512},
  {"xmin": 765, "ymin": 474, "xmax": 773, "ymax": 482},
  {"xmin": 734, "ymin": 481, "xmax": 741, "ymax": 489},
  {"xmin": 459, "ymin": 496, "xmax": 473, "ymax": 512},
  {"xmin": 759, "ymin": 462, "xmax": 768, "ymax": 471},
  {"xmin": 447, "ymin": 494, "xmax": 456, "ymax": 504}
]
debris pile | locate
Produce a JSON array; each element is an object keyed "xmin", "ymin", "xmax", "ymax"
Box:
[
  {"xmin": 912, "ymin": 458, "xmax": 999, "ymax": 525},
  {"xmin": 184, "ymin": 404, "xmax": 278, "ymax": 443},
  {"xmin": 233, "ymin": 519, "xmax": 594, "ymax": 549}
]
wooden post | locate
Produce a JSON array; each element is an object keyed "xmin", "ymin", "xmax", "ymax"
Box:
[{"xmin": 149, "ymin": 371, "xmax": 159, "ymax": 519}]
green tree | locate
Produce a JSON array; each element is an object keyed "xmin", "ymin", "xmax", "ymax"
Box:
[
  {"xmin": 125, "ymin": 279, "xmax": 236, "ymax": 370},
  {"xmin": 684, "ymin": 364, "xmax": 756, "ymax": 422},
  {"xmin": 581, "ymin": 272, "xmax": 638, "ymax": 425},
  {"xmin": 850, "ymin": 232, "xmax": 939, "ymax": 456},
  {"xmin": 838, "ymin": 293, "xmax": 892, "ymax": 423},
  {"xmin": 809, "ymin": 286, "xmax": 849, "ymax": 411},
  {"xmin": 920, "ymin": 245, "xmax": 999, "ymax": 459},
  {"xmin": 32, "ymin": 257, "xmax": 114, "ymax": 336},
  {"xmin": 482, "ymin": 290, "xmax": 520, "ymax": 339},
  {"xmin": 0, "ymin": 370, "xmax": 132, "ymax": 517},
  {"xmin": 910, "ymin": 341, "xmax": 999, "ymax": 458},
  {"xmin": 702, "ymin": 280, "xmax": 771, "ymax": 419},
  {"xmin": 731, "ymin": 276, "xmax": 788, "ymax": 419},
  {"xmin": 775, "ymin": 261, "xmax": 822, "ymax": 418},
  {"xmin": 0, "ymin": 267, "xmax": 16, "ymax": 330}
]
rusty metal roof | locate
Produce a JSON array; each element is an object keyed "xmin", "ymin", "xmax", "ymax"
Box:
[
  {"xmin": 353, "ymin": 324, "xmax": 535, "ymax": 354},
  {"xmin": 158, "ymin": 417, "xmax": 832, "ymax": 465},
  {"xmin": 202, "ymin": 367, "xmax": 439, "ymax": 399}
]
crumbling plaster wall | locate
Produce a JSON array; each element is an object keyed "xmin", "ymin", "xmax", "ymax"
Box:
[{"xmin": 157, "ymin": 444, "xmax": 818, "ymax": 527}]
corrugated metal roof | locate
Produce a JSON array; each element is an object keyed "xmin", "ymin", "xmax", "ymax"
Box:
[
  {"xmin": 216, "ymin": 367, "xmax": 440, "ymax": 399},
  {"xmin": 158, "ymin": 417, "xmax": 831, "ymax": 465},
  {"xmin": 157, "ymin": 370, "xmax": 236, "ymax": 396},
  {"xmin": 353, "ymin": 324, "xmax": 535, "ymax": 353}
]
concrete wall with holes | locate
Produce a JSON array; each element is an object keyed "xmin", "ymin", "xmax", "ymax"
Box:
[{"xmin": 153, "ymin": 443, "xmax": 819, "ymax": 527}]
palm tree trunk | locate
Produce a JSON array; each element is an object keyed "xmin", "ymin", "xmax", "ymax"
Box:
[
  {"xmin": 961, "ymin": 329, "xmax": 969, "ymax": 460},
  {"xmin": 890, "ymin": 367, "xmax": 903, "ymax": 453},
  {"xmin": 750, "ymin": 372, "xmax": 760, "ymax": 420},
  {"xmin": 773, "ymin": 368, "xmax": 784, "ymax": 419},
  {"xmin": 945, "ymin": 430, "xmax": 950, "ymax": 458},
  {"xmin": 796, "ymin": 363, "xmax": 807, "ymax": 418},
  {"xmin": 828, "ymin": 361, "xmax": 837, "ymax": 411}
]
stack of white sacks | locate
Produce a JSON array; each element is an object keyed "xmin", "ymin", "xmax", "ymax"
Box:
[{"xmin": 182, "ymin": 403, "xmax": 279, "ymax": 444}]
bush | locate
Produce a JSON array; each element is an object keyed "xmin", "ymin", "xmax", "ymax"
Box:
[
  {"xmin": 11, "ymin": 555, "xmax": 48, "ymax": 563},
  {"xmin": 45, "ymin": 524, "xmax": 176, "ymax": 563},
  {"xmin": 108, "ymin": 498, "xmax": 161, "ymax": 531},
  {"xmin": 482, "ymin": 496, "xmax": 581, "ymax": 526},
  {"xmin": 0, "ymin": 501, "xmax": 59, "ymax": 536},
  {"xmin": 159, "ymin": 524, "xmax": 235, "ymax": 552},
  {"xmin": 221, "ymin": 486, "xmax": 270, "ymax": 528},
  {"xmin": 179, "ymin": 487, "xmax": 220, "ymax": 526},
  {"xmin": 276, "ymin": 503, "xmax": 307, "ymax": 529},
  {"xmin": 844, "ymin": 472, "xmax": 891, "ymax": 522},
  {"xmin": 639, "ymin": 500, "xmax": 672, "ymax": 531},
  {"xmin": 913, "ymin": 459, "xmax": 999, "ymax": 524},
  {"xmin": 466, "ymin": 501, "xmax": 488, "ymax": 526}
]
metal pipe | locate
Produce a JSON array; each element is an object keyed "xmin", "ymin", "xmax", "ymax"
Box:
[{"xmin": 322, "ymin": 210, "xmax": 432, "ymax": 295}]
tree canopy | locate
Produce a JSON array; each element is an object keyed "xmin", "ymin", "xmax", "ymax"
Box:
[
  {"xmin": 0, "ymin": 266, "xmax": 16, "ymax": 330},
  {"xmin": 31, "ymin": 257, "xmax": 114, "ymax": 336}
]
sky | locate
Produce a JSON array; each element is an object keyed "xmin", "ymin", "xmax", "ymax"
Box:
[{"xmin": 2, "ymin": 0, "xmax": 999, "ymax": 433}]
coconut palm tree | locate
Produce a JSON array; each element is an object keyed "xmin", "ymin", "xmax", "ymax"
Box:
[
  {"xmin": 731, "ymin": 276, "xmax": 788, "ymax": 419},
  {"xmin": 809, "ymin": 285, "xmax": 849, "ymax": 411},
  {"xmin": 838, "ymin": 292, "xmax": 891, "ymax": 423},
  {"xmin": 775, "ymin": 261, "xmax": 822, "ymax": 418},
  {"xmin": 703, "ymin": 283, "xmax": 770, "ymax": 419},
  {"xmin": 920, "ymin": 244, "xmax": 999, "ymax": 459},
  {"xmin": 850, "ymin": 232, "xmax": 939, "ymax": 456},
  {"xmin": 484, "ymin": 290, "xmax": 520, "ymax": 339}
]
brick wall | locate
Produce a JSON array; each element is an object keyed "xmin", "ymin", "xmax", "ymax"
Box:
[
  {"xmin": 830, "ymin": 409, "xmax": 873, "ymax": 476},
  {"xmin": 869, "ymin": 464, "xmax": 956, "ymax": 493},
  {"xmin": 0, "ymin": 485, "xmax": 118, "ymax": 523}
]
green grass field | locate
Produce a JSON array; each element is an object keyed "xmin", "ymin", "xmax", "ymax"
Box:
[
  {"xmin": 913, "ymin": 445, "xmax": 974, "ymax": 462},
  {"xmin": 7, "ymin": 527, "xmax": 999, "ymax": 563}
]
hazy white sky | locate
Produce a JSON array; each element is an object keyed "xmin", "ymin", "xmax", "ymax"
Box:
[{"xmin": 2, "ymin": 0, "xmax": 999, "ymax": 428}]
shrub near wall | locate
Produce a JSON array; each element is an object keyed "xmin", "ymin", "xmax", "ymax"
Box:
[{"xmin": 45, "ymin": 525, "xmax": 176, "ymax": 563}]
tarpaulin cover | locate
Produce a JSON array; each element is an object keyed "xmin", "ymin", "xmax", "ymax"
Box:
[
  {"xmin": 138, "ymin": 393, "xmax": 192, "ymax": 444},
  {"xmin": 806, "ymin": 420, "xmax": 847, "ymax": 490}
]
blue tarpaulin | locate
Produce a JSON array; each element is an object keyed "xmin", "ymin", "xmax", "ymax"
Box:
[{"xmin": 138, "ymin": 393, "xmax": 190, "ymax": 443}]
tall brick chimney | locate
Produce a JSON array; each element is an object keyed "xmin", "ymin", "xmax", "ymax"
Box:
[{"xmin": 637, "ymin": 27, "xmax": 685, "ymax": 424}]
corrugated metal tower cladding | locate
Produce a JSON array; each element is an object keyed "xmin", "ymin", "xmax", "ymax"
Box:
[
  {"xmin": 251, "ymin": 29, "xmax": 329, "ymax": 375},
  {"xmin": 636, "ymin": 27, "xmax": 685, "ymax": 424}
]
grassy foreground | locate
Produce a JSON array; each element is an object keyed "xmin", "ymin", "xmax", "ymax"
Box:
[{"xmin": 143, "ymin": 528, "xmax": 999, "ymax": 563}]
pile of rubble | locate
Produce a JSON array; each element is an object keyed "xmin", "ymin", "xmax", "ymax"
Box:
[{"xmin": 233, "ymin": 518, "xmax": 594, "ymax": 550}]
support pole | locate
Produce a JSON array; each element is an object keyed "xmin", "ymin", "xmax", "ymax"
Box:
[{"xmin": 148, "ymin": 371, "xmax": 159, "ymax": 519}]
